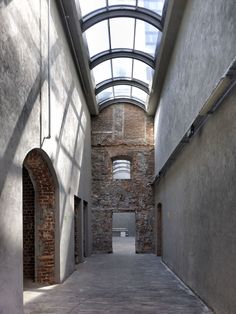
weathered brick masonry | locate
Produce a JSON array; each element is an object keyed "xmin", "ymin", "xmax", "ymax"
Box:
[
  {"xmin": 91, "ymin": 104, "xmax": 154, "ymax": 253},
  {"xmin": 23, "ymin": 166, "xmax": 35, "ymax": 280}
]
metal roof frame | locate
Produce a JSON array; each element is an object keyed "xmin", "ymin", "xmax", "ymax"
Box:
[
  {"xmin": 99, "ymin": 97, "xmax": 146, "ymax": 111},
  {"xmin": 95, "ymin": 77, "xmax": 149, "ymax": 95},
  {"xmin": 90, "ymin": 48, "xmax": 155, "ymax": 69},
  {"xmin": 56, "ymin": 0, "xmax": 170, "ymax": 113},
  {"xmin": 81, "ymin": 5, "xmax": 163, "ymax": 32}
]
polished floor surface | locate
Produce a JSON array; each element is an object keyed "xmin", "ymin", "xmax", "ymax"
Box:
[{"xmin": 24, "ymin": 237, "xmax": 212, "ymax": 314}]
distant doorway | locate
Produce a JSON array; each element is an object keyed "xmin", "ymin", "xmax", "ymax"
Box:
[
  {"xmin": 112, "ymin": 212, "xmax": 135, "ymax": 253},
  {"xmin": 74, "ymin": 198, "xmax": 89, "ymax": 264},
  {"xmin": 74, "ymin": 196, "xmax": 82, "ymax": 265},
  {"xmin": 83, "ymin": 201, "xmax": 89, "ymax": 258},
  {"xmin": 156, "ymin": 203, "xmax": 162, "ymax": 256}
]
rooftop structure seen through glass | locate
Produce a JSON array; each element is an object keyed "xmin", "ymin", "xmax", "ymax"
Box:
[{"xmin": 78, "ymin": 0, "xmax": 166, "ymax": 110}]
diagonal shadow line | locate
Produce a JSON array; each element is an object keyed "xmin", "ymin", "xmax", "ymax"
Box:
[
  {"xmin": 54, "ymin": 81, "xmax": 75, "ymax": 165},
  {"xmin": 0, "ymin": 39, "xmax": 61, "ymax": 197},
  {"xmin": 12, "ymin": 6, "xmax": 41, "ymax": 59},
  {"xmin": 0, "ymin": 0, "xmax": 13, "ymax": 6},
  {"xmin": 61, "ymin": 77, "xmax": 86, "ymax": 135},
  {"xmin": 55, "ymin": 140, "xmax": 82, "ymax": 170},
  {"xmin": 59, "ymin": 105, "xmax": 83, "ymax": 232}
]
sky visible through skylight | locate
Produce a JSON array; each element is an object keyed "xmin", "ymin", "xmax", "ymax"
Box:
[{"xmin": 79, "ymin": 0, "xmax": 165, "ymax": 107}]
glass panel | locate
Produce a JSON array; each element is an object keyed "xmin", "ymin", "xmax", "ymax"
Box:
[
  {"xmin": 138, "ymin": 0, "xmax": 165, "ymax": 15},
  {"xmin": 114, "ymin": 85, "xmax": 131, "ymax": 97},
  {"xmin": 85, "ymin": 21, "xmax": 109, "ymax": 57},
  {"xmin": 135, "ymin": 20, "xmax": 160, "ymax": 56},
  {"xmin": 96, "ymin": 87, "xmax": 113, "ymax": 103},
  {"xmin": 131, "ymin": 86, "xmax": 148, "ymax": 103},
  {"xmin": 92, "ymin": 60, "xmax": 112, "ymax": 85},
  {"xmin": 109, "ymin": 0, "xmax": 136, "ymax": 6},
  {"xmin": 110, "ymin": 18, "xmax": 135, "ymax": 49},
  {"xmin": 133, "ymin": 60, "xmax": 153, "ymax": 84},
  {"xmin": 112, "ymin": 58, "xmax": 132, "ymax": 78},
  {"xmin": 113, "ymin": 160, "xmax": 131, "ymax": 180},
  {"xmin": 78, "ymin": 0, "xmax": 106, "ymax": 17}
]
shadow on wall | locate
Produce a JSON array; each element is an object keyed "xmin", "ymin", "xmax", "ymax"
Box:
[
  {"xmin": 54, "ymin": 82, "xmax": 85, "ymax": 232},
  {"xmin": 52, "ymin": 76, "xmax": 89, "ymax": 279},
  {"xmin": 0, "ymin": 10, "xmax": 61, "ymax": 197},
  {"xmin": 0, "ymin": 0, "xmax": 13, "ymax": 6}
]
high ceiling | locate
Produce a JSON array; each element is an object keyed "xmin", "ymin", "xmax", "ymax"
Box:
[
  {"xmin": 78, "ymin": 0, "xmax": 167, "ymax": 111},
  {"xmin": 57, "ymin": 0, "xmax": 169, "ymax": 114}
]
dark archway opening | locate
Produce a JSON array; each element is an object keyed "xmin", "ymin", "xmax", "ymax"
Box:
[
  {"xmin": 156, "ymin": 202, "xmax": 162, "ymax": 256},
  {"xmin": 23, "ymin": 149, "xmax": 58, "ymax": 285},
  {"xmin": 23, "ymin": 166, "xmax": 35, "ymax": 282}
]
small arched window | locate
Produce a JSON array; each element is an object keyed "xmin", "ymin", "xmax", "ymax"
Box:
[{"xmin": 112, "ymin": 159, "xmax": 131, "ymax": 180}]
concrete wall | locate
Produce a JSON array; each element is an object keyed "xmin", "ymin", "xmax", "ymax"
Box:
[
  {"xmin": 154, "ymin": 1, "xmax": 236, "ymax": 313},
  {"xmin": 0, "ymin": 0, "xmax": 92, "ymax": 313},
  {"xmin": 91, "ymin": 104, "xmax": 154, "ymax": 254},
  {"xmin": 155, "ymin": 0, "xmax": 236, "ymax": 172}
]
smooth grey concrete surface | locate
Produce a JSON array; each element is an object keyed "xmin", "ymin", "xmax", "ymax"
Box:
[
  {"xmin": 155, "ymin": 87, "xmax": 236, "ymax": 314},
  {"xmin": 24, "ymin": 237, "xmax": 212, "ymax": 314},
  {"xmin": 153, "ymin": 1, "xmax": 236, "ymax": 312},
  {"xmin": 154, "ymin": 0, "xmax": 236, "ymax": 173},
  {"xmin": 0, "ymin": 1, "xmax": 92, "ymax": 312}
]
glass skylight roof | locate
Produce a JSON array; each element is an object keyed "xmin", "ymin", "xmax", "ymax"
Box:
[
  {"xmin": 79, "ymin": 0, "xmax": 166, "ymax": 109},
  {"xmin": 112, "ymin": 58, "xmax": 132, "ymax": 77},
  {"xmin": 79, "ymin": 0, "xmax": 106, "ymax": 17},
  {"xmin": 109, "ymin": 0, "xmax": 137, "ymax": 6},
  {"xmin": 85, "ymin": 21, "xmax": 109, "ymax": 57},
  {"xmin": 92, "ymin": 60, "xmax": 112, "ymax": 85},
  {"xmin": 110, "ymin": 18, "xmax": 135, "ymax": 50},
  {"xmin": 135, "ymin": 20, "xmax": 161, "ymax": 56},
  {"xmin": 79, "ymin": 0, "xmax": 165, "ymax": 17}
]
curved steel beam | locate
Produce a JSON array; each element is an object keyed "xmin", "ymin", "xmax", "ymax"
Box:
[
  {"xmin": 81, "ymin": 6, "xmax": 163, "ymax": 32},
  {"xmin": 95, "ymin": 77, "xmax": 149, "ymax": 95},
  {"xmin": 90, "ymin": 49, "xmax": 155, "ymax": 69},
  {"xmin": 99, "ymin": 97, "xmax": 146, "ymax": 112}
]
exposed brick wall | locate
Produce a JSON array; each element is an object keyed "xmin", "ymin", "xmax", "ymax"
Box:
[
  {"xmin": 92, "ymin": 209, "xmax": 113, "ymax": 253},
  {"xmin": 23, "ymin": 166, "xmax": 35, "ymax": 280},
  {"xmin": 91, "ymin": 104, "xmax": 154, "ymax": 253},
  {"xmin": 23, "ymin": 149, "xmax": 56, "ymax": 284}
]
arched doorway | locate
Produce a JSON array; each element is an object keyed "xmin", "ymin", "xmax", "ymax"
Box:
[{"xmin": 23, "ymin": 149, "xmax": 59, "ymax": 285}]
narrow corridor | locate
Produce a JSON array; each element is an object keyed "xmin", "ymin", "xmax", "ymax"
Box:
[{"xmin": 24, "ymin": 238, "xmax": 212, "ymax": 314}]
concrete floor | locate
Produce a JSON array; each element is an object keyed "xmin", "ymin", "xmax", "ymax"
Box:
[{"xmin": 24, "ymin": 237, "xmax": 212, "ymax": 314}]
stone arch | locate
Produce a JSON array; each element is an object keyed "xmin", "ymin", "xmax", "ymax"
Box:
[{"xmin": 23, "ymin": 148, "xmax": 59, "ymax": 285}]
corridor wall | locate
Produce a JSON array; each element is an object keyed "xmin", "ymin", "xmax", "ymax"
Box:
[
  {"xmin": 0, "ymin": 0, "xmax": 92, "ymax": 312},
  {"xmin": 153, "ymin": 1, "xmax": 236, "ymax": 313}
]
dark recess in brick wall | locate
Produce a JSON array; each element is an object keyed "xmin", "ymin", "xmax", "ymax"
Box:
[{"xmin": 23, "ymin": 166, "xmax": 35, "ymax": 280}]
